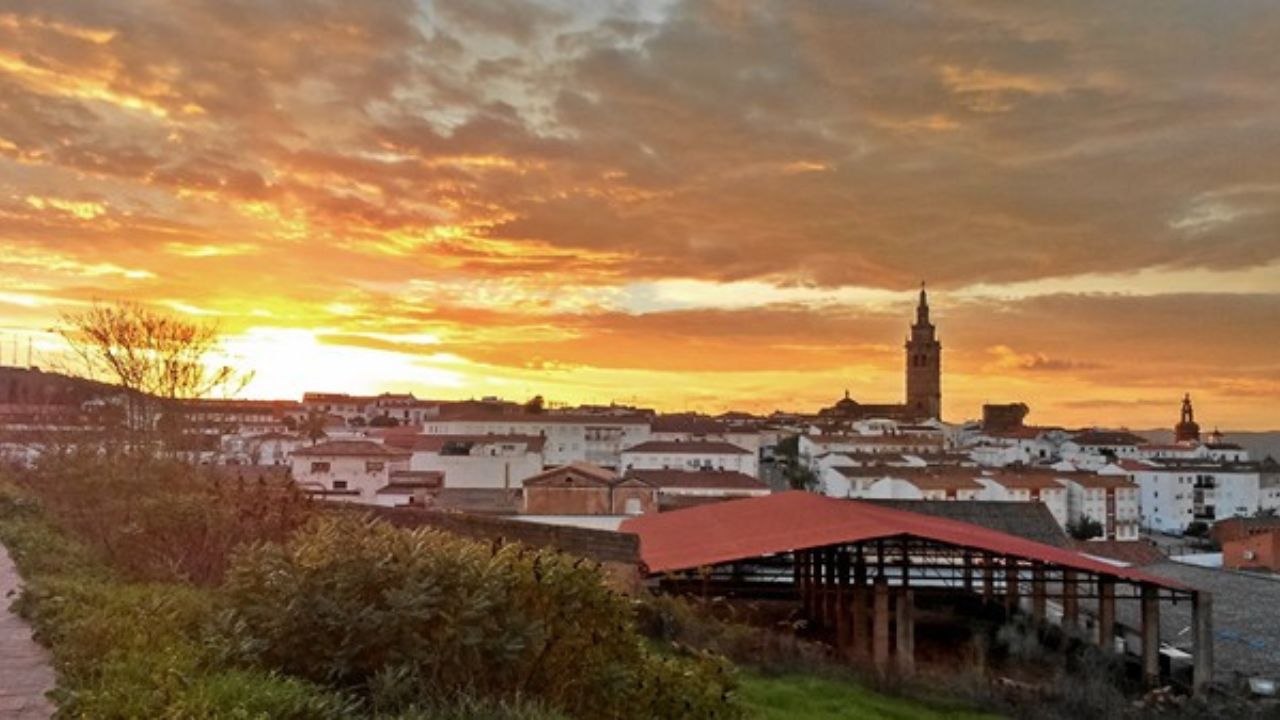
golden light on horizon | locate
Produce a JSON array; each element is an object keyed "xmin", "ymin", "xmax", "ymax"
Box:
[{"xmin": 1, "ymin": 1, "xmax": 1278, "ymax": 429}]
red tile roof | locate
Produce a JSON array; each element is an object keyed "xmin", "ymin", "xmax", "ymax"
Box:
[
  {"xmin": 523, "ymin": 463, "xmax": 619, "ymax": 487},
  {"xmin": 406, "ymin": 434, "xmax": 548, "ymax": 453},
  {"xmin": 987, "ymin": 427, "xmax": 1049, "ymax": 440},
  {"xmin": 622, "ymin": 440, "xmax": 751, "ymax": 455},
  {"xmin": 377, "ymin": 471, "xmax": 444, "ymax": 494},
  {"xmin": 1071, "ymin": 430, "xmax": 1149, "ymax": 447},
  {"xmin": 982, "ymin": 472, "xmax": 1067, "ymax": 491},
  {"xmin": 626, "ymin": 469, "xmax": 769, "ymax": 492},
  {"xmin": 1059, "ymin": 474, "xmax": 1138, "ymax": 490},
  {"xmin": 651, "ymin": 415, "xmax": 731, "ymax": 435},
  {"xmin": 1074, "ymin": 540, "xmax": 1166, "ymax": 566},
  {"xmin": 292, "ymin": 440, "xmax": 410, "ymax": 458},
  {"xmin": 442, "ymin": 411, "xmax": 650, "ymax": 425},
  {"xmin": 832, "ymin": 467, "xmax": 984, "ymax": 490},
  {"xmin": 809, "ymin": 434, "xmax": 944, "ymax": 446},
  {"xmin": 619, "ymin": 492, "xmax": 1190, "ymax": 591}
]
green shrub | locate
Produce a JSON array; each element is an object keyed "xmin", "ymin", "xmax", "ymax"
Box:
[
  {"xmin": 168, "ymin": 670, "xmax": 363, "ymax": 719},
  {"xmin": 374, "ymin": 694, "xmax": 569, "ymax": 720},
  {"xmin": 636, "ymin": 593, "xmax": 831, "ymax": 674},
  {"xmin": 17, "ymin": 574, "xmax": 216, "ymax": 717},
  {"xmin": 19, "ymin": 447, "xmax": 314, "ymax": 585},
  {"xmin": 220, "ymin": 514, "xmax": 741, "ymax": 719}
]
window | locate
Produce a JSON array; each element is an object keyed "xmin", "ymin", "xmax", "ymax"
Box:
[
  {"xmin": 366, "ymin": 461, "xmax": 385, "ymax": 472},
  {"xmin": 333, "ymin": 480, "xmax": 348, "ymax": 490},
  {"xmin": 624, "ymin": 498, "xmax": 642, "ymax": 515},
  {"xmin": 310, "ymin": 461, "xmax": 331, "ymax": 473}
]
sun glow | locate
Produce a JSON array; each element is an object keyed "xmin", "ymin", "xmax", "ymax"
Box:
[{"xmin": 220, "ymin": 328, "xmax": 466, "ymax": 400}]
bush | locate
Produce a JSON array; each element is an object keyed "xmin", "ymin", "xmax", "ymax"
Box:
[
  {"xmin": 168, "ymin": 670, "xmax": 363, "ymax": 719},
  {"xmin": 1, "ymin": 480, "xmax": 352, "ymax": 719},
  {"xmin": 219, "ymin": 514, "xmax": 741, "ymax": 719},
  {"xmin": 636, "ymin": 593, "xmax": 831, "ymax": 674},
  {"xmin": 375, "ymin": 694, "xmax": 568, "ymax": 720},
  {"xmin": 18, "ymin": 447, "xmax": 314, "ymax": 584}
]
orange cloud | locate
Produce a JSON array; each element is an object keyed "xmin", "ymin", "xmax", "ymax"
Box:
[{"xmin": 1, "ymin": 1, "xmax": 1279, "ymax": 428}]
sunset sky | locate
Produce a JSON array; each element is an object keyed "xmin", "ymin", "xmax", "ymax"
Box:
[{"xmin": 2, "ymin": 1, "xmax": 1279, "ymax": 428}]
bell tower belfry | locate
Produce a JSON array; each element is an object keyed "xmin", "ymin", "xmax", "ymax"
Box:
[
  {"xmin": 1175, "ymin": 393, "xmax": 1201, "ymax": 444},
  {"xmin": 905, "ymin": 282, "xmax": 942, "ymax": 419}
]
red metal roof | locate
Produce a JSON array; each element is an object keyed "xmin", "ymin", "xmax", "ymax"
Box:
[{"xmin": 619, "ymin": 491, "xmax": 1188, "ymax": 590}]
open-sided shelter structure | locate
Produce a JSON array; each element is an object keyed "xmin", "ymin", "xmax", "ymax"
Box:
[{"xmin": 621, "ymin": 492, "xmax": 1212, "ymax": 693}]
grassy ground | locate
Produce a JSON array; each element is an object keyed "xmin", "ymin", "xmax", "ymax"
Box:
[{"xmin": 739, "ymin": 673, "xmax": 999, "ymax": 720}]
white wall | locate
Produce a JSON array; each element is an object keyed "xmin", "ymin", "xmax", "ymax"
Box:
[
  {"xmin": 1060, "ymin": 481, "xmax": 1141, "ymax": 541},
  {"xmin": 410, "ymin": 448, "xmax": 544, "ymax": 489},
  {"xmin": 422, "ymin": 418, "xmax": 650, "ymax": 467},
  {"xmin": 621, "ymin": 450, "xmax": 758, "ymax": 476},
  {"xmin": 975, "ymin": 479, "xmax": 1068, "ymax": 528},
  {"xmin": 291, "ymin": 453, "xmax": 409, "ymax": 504}
]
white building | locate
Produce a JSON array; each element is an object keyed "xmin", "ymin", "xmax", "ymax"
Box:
[
  {"xmin": 626, "ymin": 469, "xmax": 771, "ymax": 503},
  {"xmin": 1056, "ymin": 473, "xmax": 1141, "ymax": 541},
  {"xmin": 620, "ymin": 440, "xmax": 759, "ymax": 477},
  {"xmin": 1059, "ymin": 430, "xmax": 1152, "ymax": 470},
  {"xmin": 964, "ymin": 427, "xmax": 1060, "ymax": 467},
  {"xmin": 974, "ymin": 472, "xmax": 1069, "ymax": 529},
  {"xmin": 863, "ymin": 471, "xmax": 983, "ymax": 501},
  {"xmin": 222, "ymin": 431, "xmax": 306, "ymax": 466},
  {"xmin": 406, "ymin": 434, "xmax": 546, "ymax": 490},
  {"xmin": 421, "ymin": 412, "xmax": 651, "ymax": 468},
  {"xmin": 799, "ymin": 433, "xmax": 946, "ymax": 471},
  {"xmin": 1124, "ymin": 459, "xmax": 1280, "ymax": 534},
  {"xmin": 290, "ymin": 440, "xmax": 411, "ymax": 505},
  {"xmin": 649, "ymin": 415, "xmax": 762, "ymax": 456}
]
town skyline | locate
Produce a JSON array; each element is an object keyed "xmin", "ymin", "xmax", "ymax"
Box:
[{"xmin": 3, "ymin": 2, "xmax": 1279, "ymax": 428}]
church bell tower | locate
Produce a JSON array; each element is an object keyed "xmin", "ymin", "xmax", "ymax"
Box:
[
  {"xmin": 905, "ymin": 282, "xmax": 942, "ymax": 419},
  {"xmin": 1175, "ymin": 393, "xmax": 1201, "ymax": 444}
]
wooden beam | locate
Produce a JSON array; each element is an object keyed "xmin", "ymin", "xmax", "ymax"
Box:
[
  {"xmin": 1062, "ymin": 570, "xmax": 1079, "ymax": 632},
  {"xmin": 836, "ymin": 549, "xmax": 851, "ymax": 652},
  {"xmin": 895, "ymin": 588, "xmax": 915, "ymax": 675},
  {"xmin": 1098, "ymin": 577, "xmax": 1116, "ymax": 651},
  {"xmin": 982, "ymin": 552, "xmax": 995, "ymax": 604},
  {"xmin": 873, "ymin": 576, "xmax": 890, "ymax": 671},
  {"xmin": 1031, "ymin": 564, "xmax": 1046, "ymax": 622},
  {"xmin": 1004, "ymin": 560, "xmax": 1020, "ymax": 614},
  {"xmin": 1141, "ymin": 584, "xmax": 1160, "ymax": 687},
  {"xmin": 1192, "ymin": 590, "xmax": 1214, "ymax": 695},
  {"xmin": 824, "ymin": 548, "xmax": 837, "ymax": 630},
  {"xmin": 853, "ymin": 545, "xmax": 870, "ymax": 661}
]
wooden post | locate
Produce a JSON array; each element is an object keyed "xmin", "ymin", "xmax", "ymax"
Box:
[
  {"xmin": 793, "ymin": 550, "xmax": 802, "ymax": 602},
  {"xmin": 1004, "ymin": 560, "xmax": 1020, "ymax": 614},
  {"xmin": 808, "ymin": 550, "xmax": 820, "ymax": 625},
  {"xmin": 837, "ymin": 549, "xmax": 851, "ymax": 652},
  {"xmin": 1031, "ymin": 564, "xmax": 1046, "ymax": 622},
  {"xmin": 895, "ymin": 588, "xmax": 915, "ymax": 674},
  {"xmin": 1097, "ymin": 577, "xmax": 1115, "ymax": 651},
  {"xmin": 1192, "ymin": 590, "xmax": 1214, "ymax": 695},
  {"xmin": 982, "ymin": 553, "xmax": 995, "ymax": 604},
  {"xmin": 852, "ymin": 546, "xmax": 870, "ymax": 661},
  {"xmin": 798, "ymin": 551, "xmax": 810, "ymax": 621},
  {"xmin": 962, "ymin": 550, "xmax": 973, "ymax": 594},
  {"xmin": 1062, "ymin": 570, "xmax": 1079, "ymax": 632},
  {"xmin": 1141, "ymin": 584, "xmax": 1160, "ymax": 686},
  {"xmin": 900, "ymin": 538, "xmax": 911, "ymax": 589},
  {"xmin": 873, "ymin": 576, "xmax": 890, "ymax": 671},
  {"xmin": 825, "ymin": 548, "xmax": 838, "ymax": 630}
]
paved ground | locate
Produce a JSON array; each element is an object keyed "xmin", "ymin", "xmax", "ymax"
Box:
[{"xmin": 0, "ymin": 544, "xmax": 55, "ymax": 719}]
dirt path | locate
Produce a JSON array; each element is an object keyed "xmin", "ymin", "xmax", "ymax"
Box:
[{"xmin": 0, "ymin": 543, "xmax": 56, "ymax": 719}]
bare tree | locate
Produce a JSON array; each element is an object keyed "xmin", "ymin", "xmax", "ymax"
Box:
[{"xmin": 57, "ymin": 301, "xmax": 251, "ymax": 435}]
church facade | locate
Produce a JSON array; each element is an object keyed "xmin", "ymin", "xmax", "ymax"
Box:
[{"xmin": 819, "ymin": 285, "xmax": 943, "ymax": 422}]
